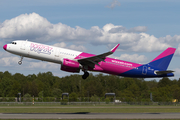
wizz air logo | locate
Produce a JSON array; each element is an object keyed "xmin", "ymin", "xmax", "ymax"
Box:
[{"xmin": 30, "ymin": 43, "xmax": 53, "ymax": 55}]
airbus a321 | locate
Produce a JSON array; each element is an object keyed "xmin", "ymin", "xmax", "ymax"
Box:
[{"xmin": 3, "ymin": 40, "xmax": 176, "ymax": 79}]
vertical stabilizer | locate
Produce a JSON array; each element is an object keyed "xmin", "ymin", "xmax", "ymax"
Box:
[{"xmin": 148, "ymin": 47, "xmax": 176, "ymax": 70}]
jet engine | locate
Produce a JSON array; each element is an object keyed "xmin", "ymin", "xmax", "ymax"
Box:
[{"xmin": 61, "ymin": 58, "xmax": 80, "ymax": 73}]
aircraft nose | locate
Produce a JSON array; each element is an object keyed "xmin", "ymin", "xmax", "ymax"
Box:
[{"xmin": 3, "ymin": 44, "xmax": 7, "ymax": 50}]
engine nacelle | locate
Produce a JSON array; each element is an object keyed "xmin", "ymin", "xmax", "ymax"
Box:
[{"xmin": 61, "ymin": 58, "xmax": 80, "ymax": 73}]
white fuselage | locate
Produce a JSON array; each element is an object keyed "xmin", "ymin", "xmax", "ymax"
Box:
[{"xmin": 6, "ymin": 40, "xmax": 81, "ymax": 65}]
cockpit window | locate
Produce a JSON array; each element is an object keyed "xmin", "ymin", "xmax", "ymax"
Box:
[{"xmin": 11, "ymin": 42, "xmax": 17, "ymax": 45}]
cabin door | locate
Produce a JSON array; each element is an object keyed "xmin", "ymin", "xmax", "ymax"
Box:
[
  {"xmin": 54, "ymin": 48, "xmax": 60, "ymax": 60},
  {"xmin": 20, "ymin": 41, "xmax": 26, "ymax": 50}
]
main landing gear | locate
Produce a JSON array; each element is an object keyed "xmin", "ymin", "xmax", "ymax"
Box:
[
  {"xmin": 82, "ymin": 71, "xmax": 89, "ymax": 79},
  {"xmin": 18, "ymin": 56, "xmax": 23, "ymax": 65}
]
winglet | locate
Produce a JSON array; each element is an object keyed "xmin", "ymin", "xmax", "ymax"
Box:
[{"xmin": 111, "ymin": 44, "xmax": 120, "ymax": 53}]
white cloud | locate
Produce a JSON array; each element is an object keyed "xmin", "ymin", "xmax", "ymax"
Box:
[
  {"xmin": 0, "ymin": 13, "xmax": 101, "ymax": 43},
  {"xmin": 159, "ymin": 35, "xmax": 180, "ymax": 46},
  {"xmin": 106, "ymin": 0, "xmax": 120, "ymax": 9},
  {"xmin": 27, "ymin": 62, "xmax": 59, "ymax": 70},
  {"xmin": 0, "ymin": 51, "xmax": 11, "ymax": 57},
  {"xmin": 0, "ymin": 48, "xmax": 58, "ymax": 70},
  {"xmin": 175, "ymin": 44, "xmax": 180, "ymax": 56},
  {"xmin": 109, "ymin": 25, "xmax": 147, "ymax": 33},
  {"xmin": 130, "ymin": 33, "xmax": 170, "ymax": 52},
  {"xmin": 174, "ymin": 68, "xmax": 180, "ymax": 74},
  {"xmin": 173, "ymin": 68, "xmax": 180, "ymax": 79},
  {"xmin": 0, "ymin": 13, "xmax": 51, "ymax": 41},
  {"xmin": 53, "ymin": 42, "xmax": 86, "ymax": 51},
  {"xmin": 0, "ymin": 56, "xmax": 19, "ymax": 66},
  {"xmin": 0, "ymin": 51, "xmax": 21, "ymax": 67},
  {"xmin": 0, "ymin": 13, "xmax": 180, "ymax": 53},
  {"xmin": 129, "ymin": 26, "xmax": 147, "ymax": 33},
  {"xmin": 53, "ymin": 42, "xmax": 66, "ymax": 48},
  {"xmin": 69, "ymin": 44, "xmax": 87, "ymax": 52},
  {"xmin": 90, "ymin": 23, "xmax": 171, "ymax": 52},
  {"xmin": 111, "ymin": 54, "xmax": 147, "ymax": 63},
  {"xmin": 0, "ymin": 55, "xmax": 59, "ymax": 71}
]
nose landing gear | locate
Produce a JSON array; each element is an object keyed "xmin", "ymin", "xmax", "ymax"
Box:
[{"xmin": 18, "ymin": 56, "xmax": 23, "ymax": 65}]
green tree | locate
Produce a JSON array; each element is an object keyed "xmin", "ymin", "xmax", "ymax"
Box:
[
  {"xmin": 52, "ymin": 88, "xmax": 62, "ymax": 98},
  {"xmin": 1, "ymin": 77, "xmax": 13, "ymax": 97},
  {"xmin": 119, "ymin": 89, "xmax": 134, "ymax": 102},
  {"xmin": 38, "ymin": 91, "xmax": 43, "ymax": 98},
  {"xmin": 23, "ymin": 93, "xmax": 32, "ymax": 102},
  {"xmin": 69, "ymin": 92, "xmax": 78, "ymax": 102},
  {"xmin": 91, "ymin": 94, "xmax": 99, "ymax": 102},
  {"xmin": 146, "ymin": 79, "xmax": 158, "ymax": 89},
  {"xmin": 158, "ymin": 77, "xmax": 172, "ymax": 88}
]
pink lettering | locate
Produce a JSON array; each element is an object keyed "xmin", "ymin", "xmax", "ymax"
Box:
[{"xmin": 30, "ymin": 43, "xmax": 53, "ymax": 55}]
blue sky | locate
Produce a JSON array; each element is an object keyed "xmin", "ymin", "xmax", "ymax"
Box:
[{"xmin": 1, "ymin": 0, "xmax": 180, "ymax": 80}]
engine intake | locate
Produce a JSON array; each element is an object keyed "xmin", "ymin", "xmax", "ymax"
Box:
[{"xmin": 61, "ymin": 59, "xmax": 80, "ymax": 73}]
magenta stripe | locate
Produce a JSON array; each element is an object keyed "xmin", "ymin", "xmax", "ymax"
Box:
[
  {"xmin": 102, "ymin": 58, "xmax": 142, "ymax": 74},
  {"xmin": 151, "ymin": 47, "xmax": 176, "ymax": 62},
  {"xmin": 74, "ymin": 52, "xmax": 142, "ymax": 75}
]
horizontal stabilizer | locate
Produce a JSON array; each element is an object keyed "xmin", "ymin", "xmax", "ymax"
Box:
[{"xmin": 155, "ymin": 70, "xmax": 174, "ymax": 75}]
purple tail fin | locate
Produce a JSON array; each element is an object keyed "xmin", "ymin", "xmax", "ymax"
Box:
[{"xmin": 148, "ymin": 47, "xmax": 176, "ymax": 70}]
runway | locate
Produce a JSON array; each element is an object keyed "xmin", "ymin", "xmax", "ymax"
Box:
[{"xmin": 0, "ymin": 113, "xmax": 180, "ymax": 119}]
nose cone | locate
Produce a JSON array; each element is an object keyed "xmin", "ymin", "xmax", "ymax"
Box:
[{"xmin": 3, "ymin": 44, "xmax": 7, "ymax": 50}]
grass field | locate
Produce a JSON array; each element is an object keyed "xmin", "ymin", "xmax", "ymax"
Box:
[
  {"xmin": 0, "ymin": 105, "xmax": 180, "ymax": 113},
  {"xmin": 1, "ymin": 119, "xmax": 180, "ymax": 120},
  {"xmin": 0, "ymin": 105, "xmax": 180, "ymax": 120}
]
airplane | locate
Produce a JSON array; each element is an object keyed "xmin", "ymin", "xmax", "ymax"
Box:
[{"xmin": 3, "ymin": 40, "xmax": 176, "ymax": 79}]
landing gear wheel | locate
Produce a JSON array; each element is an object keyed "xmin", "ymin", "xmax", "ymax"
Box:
[
  {"xmin": 18, "ymin": 61, "xmax": 22, "ymax": 65},
  {"xmin": 18, "ymin": 56, "xmax": 23, "ymax": 65},
  {"xmin": 82, "ymin": 71, "xmax": 89, "ymax": 79}
]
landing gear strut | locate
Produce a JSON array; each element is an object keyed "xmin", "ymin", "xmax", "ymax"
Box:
[
  {"xmin": 18, "ymin": 56, "xmax": 23, "ymax": 65},
  {"xmin": 82, "ymin": 71, "xmax": 89, "ymax": 79}
]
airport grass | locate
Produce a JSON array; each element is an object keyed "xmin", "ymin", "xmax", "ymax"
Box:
[
  {"xmin": 0, "ymin": 119, "xmax": 180, "ymax": 120},
  {"xmin": 0, "ymin": 105, "xmax": 180, "ymax": 113}
]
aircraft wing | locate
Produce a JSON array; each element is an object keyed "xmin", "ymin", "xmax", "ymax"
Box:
[
  {"xmin": 77, "ymin": 44, "xmax": 120, "ymax": 68},
  {"xmin": 155, "ymin": 70, "xmax": 174, "ymax": 75}
]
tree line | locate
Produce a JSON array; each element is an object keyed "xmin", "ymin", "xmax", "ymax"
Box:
[{"xmin": 0, "ymin": 71, "xmax": 180, "ymax": 102}]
